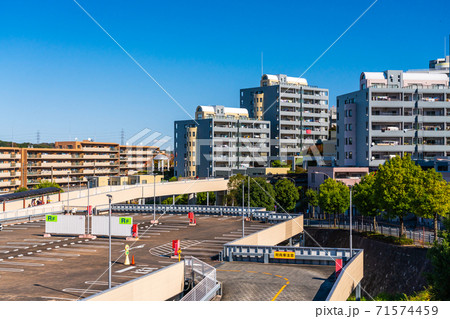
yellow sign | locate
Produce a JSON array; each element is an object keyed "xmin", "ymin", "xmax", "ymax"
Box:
[
  {"xmin": 274, "ymin": 251, "xmax": 295, "ymax": 259},
  {"xmin": 125, "ymin": 245, "xmax": 130, "ymax": 256}
]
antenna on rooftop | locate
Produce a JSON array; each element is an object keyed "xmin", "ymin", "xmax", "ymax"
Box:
[{"xmin": 261, "ymin": 52, "xmax": 264, "ymax": 76}]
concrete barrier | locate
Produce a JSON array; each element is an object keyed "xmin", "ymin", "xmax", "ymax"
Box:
[
  {"xmin": 85, "ymin": 262, "xmax": 185, "ymax": 301},
  {"xmin": 326, "ymin": 250, "xmax": 364, "ymax": 301},
  {"xmin": 229, "ymin": 215, "xmax": 303, "ymax": 246}
]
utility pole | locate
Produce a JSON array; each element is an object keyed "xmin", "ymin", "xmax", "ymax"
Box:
[
  {"xmin": 106, "ymin": 194, "xmax": 112, "ymax": 289},
  {"xmin": 242, "ymin": 178, "xmax": 245, "ymax": 237}
]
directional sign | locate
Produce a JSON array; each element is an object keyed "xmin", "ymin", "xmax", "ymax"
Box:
[
  {"xmin": 274, "ymin": 251, "xmax": 295, "ymax": 259},
  {"xmin": 46, "ymin": 215, "xmax": 58, "ymax": 222},
  {"xmin": 119, "ymin": 217, "xmax": 132, "ymax": 225}
]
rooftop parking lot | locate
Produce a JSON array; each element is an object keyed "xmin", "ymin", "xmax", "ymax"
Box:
[{"xmin": 0, "ymin": 212, "xmax": 334, "ymax": 301}]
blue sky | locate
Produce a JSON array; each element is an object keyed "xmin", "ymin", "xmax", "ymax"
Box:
[{"xmin": 0, "ymin": 0, "xmax": 449, "ymax": 148}]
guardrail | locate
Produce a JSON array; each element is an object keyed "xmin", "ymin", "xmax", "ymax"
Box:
[
  {"xmin": 181, "ymin": 256, "xmax": 220, "ymax": 301},
  {"xmin": 223, "ymin": 244, "xmax": 356, "ymax": 265},
  {"xmin": 112, "ymin": 204, "xmax": 265, "ymax": 216}
]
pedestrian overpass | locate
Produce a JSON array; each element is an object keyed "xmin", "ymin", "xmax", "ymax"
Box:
[{"xmin": 0, "ymin": 178, "xmax": 228, "ymax": 222}]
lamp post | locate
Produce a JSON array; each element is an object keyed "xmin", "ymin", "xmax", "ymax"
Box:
[
  {"xmin": 314, "ymin": 171, "xmax": 353, "ymax": 257},
  {"xmin": 151, "ymin": 172, "xmax": 158, "ymax": 224},
  {"xmin": 242, "ymin": 178, "xmax": 245, "ymax": 237},
  {"xmin": 106, "ymin": 194, "xmax": 112, "ymax": 289},
  {"xmin": 67, "ymin": 172, "xmax": 70, "ymax": 212}
]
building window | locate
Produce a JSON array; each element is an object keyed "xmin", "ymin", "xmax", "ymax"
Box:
[
  {"xmin": 349, "ymin": 137, "xmax": 352, "ymax": 145},
  {"xmin": 349, "ymin": 152, "xmax": 353, "ymax": 159},
  {"xmin": 349, "ymin": 124, "xmax": 352, "ymax": 131},
  {"xmin": 349, "ymin": 110, "xmax": 352, "ymax": 117}
]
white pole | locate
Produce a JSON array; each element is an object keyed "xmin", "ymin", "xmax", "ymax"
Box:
[
  {"xmin": 107, "ymin": 195, "xmax": 112, "ymax": 289},
  {"xmin": 87, "ymin": 181, "xmax": 90, "ymax": 234},
  {"xmin": 350, "ymin": 186, "xmax": 353, "ymax": 257},
  {"xmin": 153, "ymin": 173, "xmax": 156, "ymax": 222},
  {"xmin": 242, "ymin": 179, "xmax": 245, "ymax": 237}
]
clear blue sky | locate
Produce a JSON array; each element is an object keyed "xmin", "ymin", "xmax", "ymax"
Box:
[{"xmin": 0, "ymin": 0, "xmax": 449, "ymax": 149}]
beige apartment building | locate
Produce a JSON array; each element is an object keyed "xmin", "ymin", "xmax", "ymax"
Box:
[
  {"xmin": 119, "ymin": 145, "xmax": 159, "ymax": 175},
  {"xmin": 0, "ymin": 140, "xmax": 162, "ymax": 193},
  {"xmin": 0, "ymin": 147, "xmax": 23, "ymax": 193}
]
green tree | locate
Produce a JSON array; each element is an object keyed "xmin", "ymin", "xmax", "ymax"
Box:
[
  {"xmin": 416, "ymin": 169, "xmax": 450, "ymax": 241},
  {"xmin": 161, "ymin": 194, "xmax": 188, "ymax": 205},
  {"xmin": 318, "ymin": 178, "xmax": 350, "ymax": 227},
  {"xmin": 34, "ymin": 180, "xmax": 62, "ymax": 190},
  {"xmin": 196, "ymin": 192, "xmax": 216, "ymax": 205},
  {"xmin": 274, "ymin": 179, "xmax": 299, "ymax": 212},
  {"xmin": 271, "ymin": 160, "xmax": 288, "ymax": 168},
  {"xmin": 305, "ymin": 188, "xmax": 319, "ymax": 218},
  {"xmin": 169, "ymin": 176, "xmax": 178, "ymax": 182},
  {"xmin": 374, "ymin": 155, "xmax": 422, "ymax": 237},
  {"xmin": 427, "ymin": 217, "xmax": 450, "ymax": 300},
  {"xmin": 224, "ymin": 174, "xmax": 246, "ymax": 206},
  {"xmin": 238, "ymin": 177, "xmax": 276, "ymax": 211},
  {"xmin": 14, "ymin": 187, "xmax": 29, "ymax": 193},
  {"xmin": 353, "ymin": 172, "xmax": 381, "ymax": 231}
]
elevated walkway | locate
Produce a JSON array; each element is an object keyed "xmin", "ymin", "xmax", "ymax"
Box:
[{"xmin": 0, "ymin": 179, "xmax": 228, "ymax": 222}]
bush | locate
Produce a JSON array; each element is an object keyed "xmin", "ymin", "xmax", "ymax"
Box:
[{"xmin": 360, "ymin": 231, "xmax": 414, "ymax": 245}]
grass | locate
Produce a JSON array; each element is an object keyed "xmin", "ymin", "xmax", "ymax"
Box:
[
  {"xmin": 360, "ymin": 231, "xmax": 414, "ymax": 246},
  {"xmin": 348, "ymin": 288, "xmax": 432, "ymax": 301}
]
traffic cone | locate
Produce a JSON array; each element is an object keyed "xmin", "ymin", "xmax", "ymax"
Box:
[
  {"xmin": 124, "ymin": 254, "xmax": 130, "ymax": 266},
  {"xmin": 131, "ymin": 255, "xmax": 135, "ymax": 266}
]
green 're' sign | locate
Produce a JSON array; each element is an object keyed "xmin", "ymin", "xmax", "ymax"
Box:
[
  {"xmin": 119, "ymin": 217, "xmax": 132, "ymax": 225},
  {"xmin": 46, "ymin": 215, "xmax": 58, "ymax": 222}
]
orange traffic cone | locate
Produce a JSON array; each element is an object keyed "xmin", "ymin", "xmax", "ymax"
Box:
[{"xmin": 131, "ymin": 255, "xmax": 135, "ymax": 266}]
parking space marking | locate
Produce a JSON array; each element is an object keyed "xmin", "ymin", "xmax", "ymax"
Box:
[
  {"xmin": 62, "ymin": 288, "xmax": 101, "ymax": 294},
  {"xmin": 38, "ymin": 252, "xmax": 80, "ymax": 257},
  {"xmin": 7, "ymin": 242, "xmax": 46, "ymax": 246},
  {"xmin": 18, "ymin": 256, "xmax": 63, "ymax": 262},
  {"xmin": 55, "ymin": 248, "xmax": 97, "ymax": 252},
  {"xmin": 41, "ymin": 296, "xmax": 77, "ymax": 301},
  {"xmin": 0, "ymin": 251, "xmax": 10, "ymax": 254},
  {"xmin": 0, "ymin": 245, "xmax": 29, "ymax": 249},
  {"xmin": 221, "ymin": 234, "xmax": 242, "ymax": 237},
  {"xmin": 85, "ymin": 281, "xmax": 120, "ymax": 286},
  {"xmin": 113, "ymin": 275, "xmax": 139, "ymax": 279},
  {"xmin": 0, "ymin": 267, "xmax": 24, "ymax": 272},
  {"xmin": 73, "ymin": 244, "xmax": 108, "ymax": 249},
  {"xmin": 0, "ymin": 261, "xmax": 44, "ymax": 267},
  {"xmin": 115, "ymin": 266, "xmax": 136, "ymax": 273}
]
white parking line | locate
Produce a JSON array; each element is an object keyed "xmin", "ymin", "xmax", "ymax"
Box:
[
  {"xmin": 38, "ymin": 252, "xmax": 80, "ymax": 257},
  {"xmin": 0, "ymin": 268, "xmax": 24, "ymax": 272},
  {"xmin": 0, "ymin": 261, "xmax": 44, "ymax": 267},
  {"xmin": 84, "ymin": 281, "xmax": 120, "ymax": 286},
  {"xmin": 56, "ymin": 248, "xmax": 97, "ymax": 252},
  {"xmin": 40, "ymin": 296, "xmax": 77, "ymax": 301},
  {"xmin": 113, "ymin": 275, "xmax": 139, "ymax": 279},
  {"xmin": 18, "ymin": 256, "xmax": 63, "ymax": 262},
  {"xmin": 62, "ymin": 288, "xmax": 100, "ymax": 294},
  {"xmin": 115, "ymin": 266, "xmax": 136, "ymax": 273}
]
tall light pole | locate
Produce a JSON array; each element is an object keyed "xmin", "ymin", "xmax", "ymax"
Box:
[
  {"xmin": 314, "ymin": 171, "xmax": 353, "ymax": 258},
  {"xmin": 106, "ymin": 194, "xmax": 112, "ymax": 289},
  {"xmin": 151, "ymin": 172, "xmax": 158, "ymax": 224},
  {"xmin": 242, "ymin": 178, "xmax": 245, "ymax": 237},
  {"xmin": 67, "ymin": 172, "xmax": 70, "ymax": 211}
]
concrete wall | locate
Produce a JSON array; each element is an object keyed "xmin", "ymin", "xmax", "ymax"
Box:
[
  {"xmin": 85, "ymin": 262, "xmax": 185, "ymax": 301},
  {"xmin": 326, "ymin": 250, "xmax": 364, "ymax": 301},
  {"xmin": 230, "ymin": 215, "xmax": 303, "ymax": 246}
]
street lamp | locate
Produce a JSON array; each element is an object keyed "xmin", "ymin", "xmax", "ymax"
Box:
[
  {"xmin": 314, "ymin": 171, "xmax": 353, "ymax": 257},
  {"xmin": 151, "ymin": 172, "xmax": 158, "ymax": 224},
  {"xmin": 106, "ymin": 194, "xmax": 112, "ymax": 289}
]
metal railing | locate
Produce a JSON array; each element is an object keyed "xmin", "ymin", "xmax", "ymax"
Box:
[
  {"xmin": 181, "ymin": 257, "xmax": 220, "ymax": 301},
  {"xmin": 223, "ymin": 244, "xmax": 357, "ymax": 265},
  {"xmin": 304, "ymin": 219, "xmax": 441, "ymax": 244}
]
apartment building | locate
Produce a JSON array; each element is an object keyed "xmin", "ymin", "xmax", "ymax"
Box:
[
  {"xmin": 174, "ymin": 105, "xmax": 271, "ymax": 178},
  {"xmin": 337, "ymin": 65, "xmax": 450, "ymax": 167},
  {"xmin": 119, "ymin": 145, "xmax": 159, "ymax": 175},
  {"xmin": 240, "ymin": 74, "xmax": 329, "ymax": 162},
  {"xmin": 0, "ymin": 147, "xmax": 22, "ymax": 193},
  {"xmin": 0, "ymin": 140, "xmax": 162, "ymax": 192}
]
